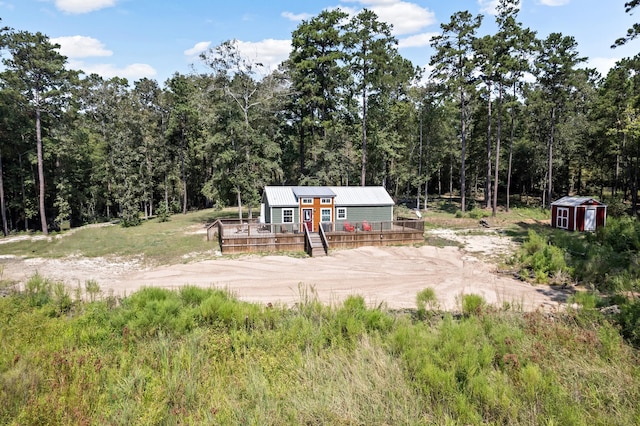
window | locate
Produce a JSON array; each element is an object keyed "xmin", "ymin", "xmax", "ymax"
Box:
[
  {"xmin": 556, "ymin": 207, "xmax": 569, "ymax": 229},
  {"xmin": 321, "ymin": 208, "xmax": 331, "ymax": 222},
  {"xmin": 337, "ymin": 207, "xmax": 347, "ymax": 220},
  {"xmin": 283, "ymin": 208, "xmax": 293, "ymax": 223},
  {"xmin": 320, "ymin": 198, "xmax": 332, "ymax": 205},
  {"xmin": 301, "ymin": 198, "xmax": 313, "ymax": 205}
]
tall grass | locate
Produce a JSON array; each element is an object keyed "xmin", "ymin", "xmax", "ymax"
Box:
[{"xmin": 1, "ymin": 282, "xmax": 639, "ymax": 425}]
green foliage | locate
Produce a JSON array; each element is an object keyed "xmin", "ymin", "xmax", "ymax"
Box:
[
  {"xmin": 416, "ymin": 287, "xmax": 438, "ymax": 319},
  {"xmin": 461, "ymin": 294, "xmax": 486, "ymax": 316},
  {"xmin": 519, "ymin": 230, "xmax": 569, "ymax": 283},
  {"xmin": 155, "ymin": 202, "xmax": 170, "ymax": 222},
  {"xmin": 618, "ymin": 298, "xmax": 640, "ymax": 346},
  {"xmin": 24, "ymin": 272, "xmax": 51, "ymax": 307},
  {"xmin": 1, "ymin": 287, "xmax": 639, "ymax": 425}
]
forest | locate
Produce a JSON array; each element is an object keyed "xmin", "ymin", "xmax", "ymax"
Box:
[{"xmin": 1, "ymin": 0, "xmax": 640, "ymax": 235}]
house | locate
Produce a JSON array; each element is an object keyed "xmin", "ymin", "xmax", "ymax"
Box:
[
  {"xmin": 550, "ymin": 196, "xmax": 607, "ymax": 232},
  {"xmin": 261, "ymin": 186, "xmax": 394, "ymax": 232}
]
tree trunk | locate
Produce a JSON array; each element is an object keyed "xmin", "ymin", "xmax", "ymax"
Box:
[
  {"xmin": 547, "ymin": 107, "xmax": 555, "ymax": 209},
  {"xmin": 485, "ymin": 83, "xmax": 492, "ymax": 209},
  {"xmin": 417, "ymin": 114, "xmax": 423, "ymax": 209},
  {"xmin": 492, "ymin": 85, "xmax": 503, "ymax": 217},
  {"xmin": 181, "ymin": 128, "xmax": 187, "ymax": 215},
  {"xmin": 0, "ymin": 150, "xmax": 8, "ymax": 236},
  {"xmin": 460, "ymin": 89, "xmax": 467, "ymax": 212},
  {"xmin": 506, "ymin": 83, "xmax": 516, "ymax": 212},
  {"xmin": 36, "ymin": 107, "xmax": 48, "ymax": 235},
  {"xmin": 361, "ymin": 84, "xmax": 368, "ymax": 186}
]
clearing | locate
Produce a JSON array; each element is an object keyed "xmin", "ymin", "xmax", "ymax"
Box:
[{"xmin": 0, "ymin": 227, "xmax": 570, "ymax": 311}]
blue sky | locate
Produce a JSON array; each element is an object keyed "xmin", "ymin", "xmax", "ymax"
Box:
[{"xmin": 1, "ymin": 0, "xmax": 639, "ymax": 85}]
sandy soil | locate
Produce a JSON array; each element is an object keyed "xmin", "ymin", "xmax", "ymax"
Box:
[{"xmin": 0, "ymin": 229, "xmax": 571, "ymax": 311}]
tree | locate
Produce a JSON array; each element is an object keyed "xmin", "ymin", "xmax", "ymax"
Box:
[
  {"xmin": 533, "ymin": 32, "xmax": 585, "ymax": 207},
  {"xmin": 613, "ymin": 1, "xmax": 640, "ymax": 47},
  {"xmin": 1, "ymin": 31, "xmax": 77, "ymax": 234},
  {"xmin": 288, "ymin": 9, "xmax": 349, "ymax": 179},
  {"xmin": 344, "ymin": 9, "xmax": 400, "ymax": 186},
  {"xmin": 200, "ymin": 40, "xmax": 284, "ymax": 217},
  {"xmin": 430, "ymin": 11, "xmax": 483, "ymax": 211},
  {"xmin": 165, "ymin": 74, "xmax": 201, "ymax": 215}
]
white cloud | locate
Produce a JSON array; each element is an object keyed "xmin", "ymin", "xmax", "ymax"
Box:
[
  {"xmin": 184, "ymin": 41, "xmax": 211, "ymax": 57},
  {"xmin": 372, "ymin": 2, "xmax": 436, "ymax": 35},
  {"xmin": 235, "ymin": 39, "xmax": 292, "ymax": 71},
  {"xmin": 55, "ymin": 0, "xmax": 116, "ymax": 14},
  {"xmin": 72, "ymin": 60, "xmax": 157, "ymax": 80},
  {"xmin": 282, "ymin": 11, "xmax": 313, "ymax": 22},
  {"xmin": 397, "ymin": 32, "xmax": 438, "ymax": 48},
  {"xmin": 537, "ymin": 0, "xmax": 570, "ymax": 6},
  {"xmin": 478, "ymin": 0, "xmax": 499, "ymax": 15},
  {"xmin": 588, "ymin": 57, "xmax": 620, "ymax": 77},
  {"xmin": 51, "ymin": 35, "xmax": 112, "ymax": 58},
  {"xmin": 338, "ymin": 0, "xmax": 436, "ymax": 35}
]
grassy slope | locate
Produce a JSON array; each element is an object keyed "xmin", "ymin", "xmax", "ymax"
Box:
[{"xmin": 0, "ymin": 286, "xmax": 638, "ymax": 425}]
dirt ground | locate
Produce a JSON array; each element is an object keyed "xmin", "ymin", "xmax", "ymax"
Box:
[{"xmin": 0, "ymin": 228, "xmax": 571, "ymax": 311}]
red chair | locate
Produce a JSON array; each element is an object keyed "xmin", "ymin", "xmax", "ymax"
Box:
[
  {"xmin": 362, "ymin": 221, "xmax": 372, "ymax": 231},
  {"xmin": 343, "ymin": 221, "xmax": 355, "ymax": 232}
]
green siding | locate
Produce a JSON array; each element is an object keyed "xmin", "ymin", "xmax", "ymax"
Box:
[
  {"xmin": 271, "ymin": 207, "xmax": 299, "ymax": 224},
  {"xmin": 335, "ymin": 206, "xmax": 392, "ymax": 229}
]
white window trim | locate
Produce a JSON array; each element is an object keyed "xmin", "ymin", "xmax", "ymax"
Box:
[
  {"xmin": 556, "ymin": 207, "xmax": 569, "ymax": 229},
  {"xmin": 301, "ymin": 198, "xmax": 313, "ymax": 205},
  {"xmin": 320, "ymin": 198, "xmax": 332, "ymax": 205},
  {"xmin": 337, "ymin": 207, "xmax": 347, "ymax": 220},
  {"xmin": 320, "ymin": 208, "xmax": 332, "ymax": 222},
  {"xmin": 283, "ymin": 208, "xmax": 294, "ymax": 223}
]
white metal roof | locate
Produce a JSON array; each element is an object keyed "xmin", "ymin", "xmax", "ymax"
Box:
[
  {"xmin": 551, "ymin": 196, "xmax": 606, "ymax": 207},
  {"xmin": 263, "ymin": 186, "xmax": 394, "ymax": 207}
]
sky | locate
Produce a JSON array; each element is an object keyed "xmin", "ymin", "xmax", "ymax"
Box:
[{"xmin": 1, "ymin": 0, "xmax": 639, "ymax": 85}]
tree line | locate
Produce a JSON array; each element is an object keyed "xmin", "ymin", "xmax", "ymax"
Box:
[{"xmin": 1, "ymin": 0, "xmax": 640, "ymax": 234}]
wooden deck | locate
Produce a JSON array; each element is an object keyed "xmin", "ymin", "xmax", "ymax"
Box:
[{"xmin": 212, "ymin": 219, "xmax": 425, "ymax": 255}]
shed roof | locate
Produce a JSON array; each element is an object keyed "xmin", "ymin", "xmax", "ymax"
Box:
[
  {"xmin": 551, "ymin": 196, "xmax": 606, "ymax": 207},
  {"xmin": 263, "ymin": 186, "xmax": 394, "ymax": 207}
]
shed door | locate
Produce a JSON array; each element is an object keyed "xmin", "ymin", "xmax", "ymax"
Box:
[{"xmin": 584, "ymin": 208, "xmax": 596, "ymax": 231}]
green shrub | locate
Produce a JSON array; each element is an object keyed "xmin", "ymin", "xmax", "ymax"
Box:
[
  {"xmin": 618, "ymin": 298, "xmax": 640, "ymax": 346},
  {"xmin": 25, "ymin": 272, "xmax": 51, "ymax": 307},
  {"xmin": 416, "ymin": 287, "xmax": 438, "ymax": 319},
  {"xmin": 461, "ymin": 294, "xmax": 485, "ymax": 316}
]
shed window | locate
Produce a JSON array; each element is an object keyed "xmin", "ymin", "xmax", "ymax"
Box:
[
  {"xmin": 337, "ymin": 207, "xmax": 347, "ymax": 220},
  {"xmin": 301, "ymin": 198, "xmax": 313, "ymax": 205},
  {"xmin": 321, "ymin": 208, "xmax": 331, "ymax": 222},
  {"xmin": 320, "ymin": 198, "xmax": 332, "ymax": 205},
  {"xmin": 556, "ymin": 207, "xmax": 569, "ymax": 229},
  {"xmin": 283, "ymin": 208, "xmax": 293, "ymax": 223}
]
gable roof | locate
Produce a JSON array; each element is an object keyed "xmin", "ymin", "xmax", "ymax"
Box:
[
  {"xmin": 263, "ymin": 186, "xmax": 394, "ymax": 208},
  {"xmin": 551, "ymin": 196, "xmax": 606, "ymax": 207}
]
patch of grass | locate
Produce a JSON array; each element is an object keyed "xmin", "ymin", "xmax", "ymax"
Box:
[{"xmin": 0, "ymin": 208, "xmax": 233, "ymax": 265}]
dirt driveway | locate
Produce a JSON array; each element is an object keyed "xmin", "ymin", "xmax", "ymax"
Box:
[{"xmin": 0, "ymin": 229, "xmax": 570, "ymax": 311}]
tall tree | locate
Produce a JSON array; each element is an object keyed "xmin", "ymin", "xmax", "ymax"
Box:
[
  {"xmin": 533, "ymin": 32, "xmax": 585, "ymax": 207},
  {"xmin": 1, "ymin": 31, "xmax": 77, "ymax": 234},
  {"xmin": 165, "ymin": 74, "xmax": 201, "ymax": 215},
  {"xmin": 288, "ymin": 9, "xmax": 349, "ymax": 179},
  {"xmin": 430, "ymin": 11, "xmax": 483, "ymax": 211},
  {"xmin": 200, "ymin": 40, "xmax": 284, "ymax": 217},
  {"xmin": 344, "ymin": 9, "xmax": 399, "ymax": 186},
  {"xmin": 493, "ymin": 0, "xmax": 534, "ymax": 215}
]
